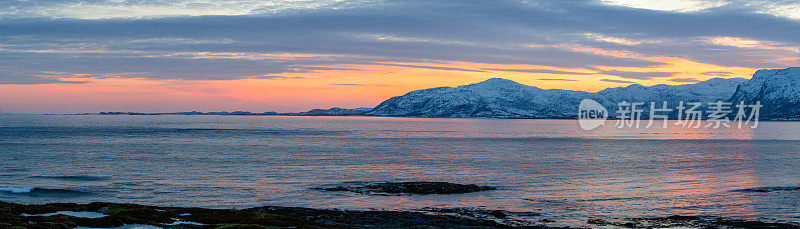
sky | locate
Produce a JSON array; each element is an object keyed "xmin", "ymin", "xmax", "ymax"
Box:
[{"xmin": 0, "ymin": 0, "xmax": 798, "ymax": 113}]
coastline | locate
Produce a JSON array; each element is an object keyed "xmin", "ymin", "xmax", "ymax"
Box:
[
  {"xmin": 34, "ymin": 113, "xmax": 799, "ymax": 121},
  {"xmin": 0, "ymin": 201, "xmax": 518, "ymax": 229},
  {"xmin": 3, "ymin": 201, "xmax": 799, "ymax": 229}
]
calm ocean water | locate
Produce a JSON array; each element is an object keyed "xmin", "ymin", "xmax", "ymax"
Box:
[{"xmin": 1, "ymin": 115, "xmax": 799, "ymax": 227}]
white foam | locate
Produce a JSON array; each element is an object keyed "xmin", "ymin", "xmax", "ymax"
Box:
[
  {"xmin": 76, "ymin": 224, "xmax": 162, "ymax": 229},
  {"xmin": 0, "ymin": 187, "xmax": 33, "ymax": 193},
  {"xmin": 21, "ymin": 211, "xmax": 108, "ymax": 218},
  {"xmin": 165, "ymin": 218, "xmax": 204, "ymax": 226}
]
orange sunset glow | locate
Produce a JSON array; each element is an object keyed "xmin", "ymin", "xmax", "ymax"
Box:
[
  {"xmin": 4, "ymin": 1, "xmax": 800, "ymax": 228},
  {"xmin": 0, "ymin": 58, "xmax": 765, "ymax": 113},
  {"xmin": 0, "ymin": 0, "xmax": 797, "ymax": 114}
]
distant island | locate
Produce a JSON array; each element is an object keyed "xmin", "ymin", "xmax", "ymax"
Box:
[
  {"xmin": 90, "ymin": 67, "xmax": 800, "ymax": 120},
  {"xmin": 92, "ymin": 107, "xmax": 373, "ymax": 117}
]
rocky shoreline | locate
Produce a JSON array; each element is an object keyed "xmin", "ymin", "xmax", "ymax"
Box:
[
  {"xmin": 3, "ymin": 201, "xmax": 800, "ymax": 229},
  {"xmin": 3, "ymin": 182, "xmax": 800, "ymax": 228},
  {"xmin": 0, "ymin": 201, "xmax": 527, "ymax": 229}
]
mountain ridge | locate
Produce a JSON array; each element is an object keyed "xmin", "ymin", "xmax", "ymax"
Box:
[
  {"xmin": 362, "ymin": 67, "xmax": 799, "ymax": 119},
  {"xmin": 363, "ymin": 76, "xmax": 755, "ymax": 119},
  {"xmin": 90, "ymin": 67, "xmax": 800, "ymax": 120}
]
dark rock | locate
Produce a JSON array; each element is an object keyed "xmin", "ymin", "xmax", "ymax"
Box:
[
  {"xmin": 247, "ymin": 206, "xmax": 515, "ymax": 229},
  {"xmin": 315, "ymin": 182, "xmax": 497, "ymax": 195},
  {"xmin": 5, "ymin": 200, "xmax": 796, "ymax": 228},
  {"xmin": 733, "ymin": 186, "xmax": 800, "ymax": 193},
  {"xmin": 664, "ymin": 215, "xmax": 701, "ymax": 220},
  {"xmin": 316, "ymin": 186, "xmax": 350, "ymax": 192},
  {"xmin": 490, "ymin": 210, "xmax": 507, "ymax": 219},
  {"xmin": 418, "ymin": 207, "xmax": 517, "ymax": 219},
  {"xmin": 0, "ymin": 201, "xmax": 339, "ymax": 229},
  {"xmin": 588, "ymin": 215, "xmax": 800, "ymax": 228},
  {"xmin": 586, "ymin": 218, "xmax": 609, "ymax": 226}
]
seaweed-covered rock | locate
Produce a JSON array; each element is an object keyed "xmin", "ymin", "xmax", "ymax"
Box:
[
  {"xmin": 0, "ymin": 201, "xmax": 533, "ymax": 229},
  {"xmin": 246, "ymin": 206, "xmax": 514, "ymax": 229},
  {"xmin": 0, "ymin": 201, "xmax": 340, "ymax": 229},
  {"xmin": 418, "ymin": 207, "xmax": 522, "ymax": 219},
  {"xmin": 587, "ymin": 215, "xmax": 800, "ymax": 228},
  {"xmin": 315, "ymin": 182, "xmax": 497, "ymax": 195}
]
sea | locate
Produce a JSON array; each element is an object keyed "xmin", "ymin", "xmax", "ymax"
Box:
[{"xmin": 1, "ymin": 115, "xmax": 799, "ymax": 227}]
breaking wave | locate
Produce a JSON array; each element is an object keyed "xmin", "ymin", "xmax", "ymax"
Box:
[{"xmin": 0, "ymin": 187, "xmax": 90, "ymax": 196}]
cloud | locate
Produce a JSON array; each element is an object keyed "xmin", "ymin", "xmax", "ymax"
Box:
[
  {"xmin": 0, "ymin": 0, "xmax": 798, "ymax": 85},
  {"xmin": 733, "ymin": 0, "xmax": 800, "ymax": 21},
  {"xmin": 583, "ymin": 33, "xmax": 662, "ymax": 46},
  {"xmin": 0, "ymin": 75, "xmax": 88, "ymax": 84},
  {"xmin": 374, "ymin": 63, "xmax": 486, "ymax": 72},
  {"xmin": 537, "ymin": 78, "xmax": 578, "ymax": 81},
  {"xmin": 252, "ymin": 75, "xmax": 306, "ymax": 80},
  {"xmin": 600, "ymin": 79, "xmax": 636, "ymax": 83},
  {"xmin": 482, "ymin": 68, "xmax": 593, "ymax": 75},
  {"xmin": 0, "ymin": 69, "xmax": 90, "ymax": 84},
  {"xmin": 329, "ymin": 83, "xmax": 389, "ymax": 86},
  {"xmin": 0, "ymin": 0, "xmax": 376, "ymax": 19},
  {"xmin": 669, "ymin": 78, "xmax": 701, "ymax": 82},
  {"xmin": 599, "ymin": 0, "xmax": 728, "ymax": 12},
  {"xmin": 706, "ymin": 36, "xmax": 800, "ymax": 52},
  {"xmin": 701, "ymin": 71, "xmax": 734, "ymax": 76},
  {"xmin": 599, "ymin": 70, "xmax": 677, "ymax": 79}
]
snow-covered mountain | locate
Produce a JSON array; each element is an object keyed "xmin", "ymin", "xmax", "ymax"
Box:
[
  {"xmin": 302, "ymin": 67, "xmax": 800, "ymax": 119},
  {"xmin": 729, "ymin": 67, "xmax": 800, "ymax": 120},
  {"xmin": 296, "ymin": 107, "xmax": 372, "ymax": 116},
  {"xmin": 598, "ymin": 77, "xmax": 747, "ymax": 104},
  {"xmin": 366, "ymin": 78, "xmax": 603, "ymax": 118},
  {"xmin": 363, "ymin": 76, "xmax": 755, "ymax": 119}
]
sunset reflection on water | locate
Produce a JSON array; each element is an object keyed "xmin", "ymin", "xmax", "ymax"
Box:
[{"xmin": 1, "ymin": 115, "xmax": 799, "ymax": 227}]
